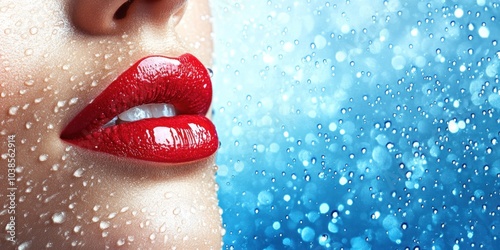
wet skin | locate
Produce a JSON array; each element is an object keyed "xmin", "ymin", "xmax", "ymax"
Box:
[{"xmin": 0, "ymin": 0, "xmax": 221, "ymax": 248}]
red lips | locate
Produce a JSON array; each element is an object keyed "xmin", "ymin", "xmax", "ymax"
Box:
[{"xmin": 61, "ymin": 54, "xmax": 218, "ymax": 163}]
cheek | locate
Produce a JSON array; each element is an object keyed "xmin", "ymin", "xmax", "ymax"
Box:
[
  {"xmin": 0, "ymin": 2, "xmax": 71, "ymax": 109},
  {"xmin": 175, "ymin": 1, "xmax": 213, "ymax": 65}
]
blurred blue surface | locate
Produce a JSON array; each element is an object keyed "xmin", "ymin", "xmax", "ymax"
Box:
[{"xmin": 211, "ymin": 1, "xmax": 500, "ymax": 249}]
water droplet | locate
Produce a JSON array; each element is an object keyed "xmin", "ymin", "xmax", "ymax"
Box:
[
  {"xmin": 24, "ymin": 79, "xmax": 34, "ymax": 86},
  {"xmin": 39, "ymin": 154, "xmax": 48, "ymax": 162},
  {"xmin": 68, "ymin": 97, "xmax": 79, "ymax": 105},
  {"xmin": 29, "ymin": 27, "xmax": 38, "ymax": 35},
  {"xmin": 173, "ymin": 207, "xmax": 181, "ymax": 215},
  {"xmin": 159, "ymin": 222, "xmax": 167, "ymax": 233},
  {"xmin": 8, "ymin": 106, "xmax": 19, "ymax": 115},
  {"xmin": 73, "ymin": 168, "xmax": 84, "ymax": 178},
  {"xmin": 331, "ymin": 210, "xmax": 339, "ymax": 218},
  {"xmin": 18, "ymin": 241, "xmax": 32, "ymax": 250},
  {"xmin": 99, "ymin": 221, "xmax": 110, "ymax": 230},
  {"xmin": 116, "ymin": 239, "xmax": 126, "ymax": 246},
  {"xmin": 149, "ymin": 233, "xmax": 156, "ymax": 241},
  {"xmin": 24, "ymin": 49, "xmax": 33, "ymax": 56},
  {"xmin": 52, "ymin": 212, "xmax": 66, "ymax": 224},
  {"xmin": 164, "ymin": 192, "xmax": 173, "ymax": 199}
]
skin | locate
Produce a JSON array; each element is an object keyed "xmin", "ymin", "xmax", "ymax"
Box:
[{"xmin": 0, "ymin": 0, "xmax": 221, "ymax": 248}]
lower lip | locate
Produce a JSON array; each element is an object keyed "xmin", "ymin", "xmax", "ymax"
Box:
[{"xmin": 64, "ymin": 115, "xmax": 218, "ymax": 163}]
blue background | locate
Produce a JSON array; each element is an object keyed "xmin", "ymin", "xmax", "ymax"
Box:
[{"xmin": 211, "ymin": 1, "xmax": 500, "ymax": 249}]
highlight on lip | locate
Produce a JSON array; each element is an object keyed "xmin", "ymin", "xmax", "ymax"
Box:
[{"xmin": 61, "ymin": 53, "xmax": 219, "ymax": 163}]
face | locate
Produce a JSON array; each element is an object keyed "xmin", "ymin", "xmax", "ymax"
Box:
[{"xmin": 1, "ymin": 0, "xmax": 221, "ymax": 248}]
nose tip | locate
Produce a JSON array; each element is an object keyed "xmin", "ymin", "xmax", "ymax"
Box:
[{"xmin": 70, "ymin": 0, "xmax": 187, "ymax": 35}]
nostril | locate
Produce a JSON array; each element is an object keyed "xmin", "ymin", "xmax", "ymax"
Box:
[{"xmin": 114, "ymin": 0, "xmax": 134, "ymax": 20}]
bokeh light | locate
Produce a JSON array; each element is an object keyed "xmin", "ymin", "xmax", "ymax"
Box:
[{"xmin": 212, "ymin": 1, "xmax": 500, "ymax": 249}]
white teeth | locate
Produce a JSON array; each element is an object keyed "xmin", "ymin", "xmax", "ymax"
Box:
[{"xmin": 117, "ymin": 103, "xmax": 176, "ymax": 122}]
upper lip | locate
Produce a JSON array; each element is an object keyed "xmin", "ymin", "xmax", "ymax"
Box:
[
  {"xmin": 61, "ymin": 53, "xmax": 212, "ymax": 138},
  {"xmin": 60, "ymin": 53, "xmax": 218, "ymax": 163}
]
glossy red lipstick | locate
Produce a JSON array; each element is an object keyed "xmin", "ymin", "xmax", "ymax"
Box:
[{"xmin": 61, "ymin": 54, "xmax": 218, "ymax": 163}]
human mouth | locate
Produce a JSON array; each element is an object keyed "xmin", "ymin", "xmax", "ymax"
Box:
[{"xmin": 60, "ymin": 54, "xmax": 218, "ymax": 163}]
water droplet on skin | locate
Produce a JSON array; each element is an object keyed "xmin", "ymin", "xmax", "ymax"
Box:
[
  {"xmin": 15, "ymin": 165, "xmax": 23, "ymax": 173},
  {"xmin": 24, "ymin": 79, "xmax": 34, "ymax": 86},
  {"xmin": 173, "ymin": 207, "xmax": 181, "ymax": 215},
  {"xmin": 99, "ymin": 221, "xmax": 110, "ymax": 230},
  {"xmin": 159, "ymin": 222, "xmax": 167, "ymax": 233},
  {"xmin": 69, "ymin": 97, "xmax": 79, "ymax": 105},
  {"xmin": 149, "ymin": 233, "xmax": 156, "ymax": 241},
  {"xmin": 17, "ymin": 241, "xmax": 32, "ymax": 250},
  {"xmin": 73, "ymin": 168, "xmax": 84, "ymax": 178},
  {"xmin": 25, "ymin": 122, "xmax": 32, "ymax": 129},
  {"xmin": 24, "ymin": 49, "xmax": 33, "ymax": 56},
  {"xmin": 39, "ymin": 154, "xmax": 48, "ymax": 162},
  {"xmin": 29, "ymin": 27, "xmax": 38, "ymax": 35},
  {"xmin": 52, "ymin": 212, "xmax": 66, "ymax": 224},
  {"xmin": 73, "ymin": 225, "xmax": 82, "ymax": 233},
  {"xmin": 8, "ymin": 106, "xmax": 19, "ymax": 115},
  {"xmin": 57, "ymin": 100, "xmax": 66, "ymax": 107},
  {"xmin": 164, "ymin": 192, "xmax": 173, "ymax": 199},
  {"xmin": 116, "ymin": 239, "xmax": 126, "ymax": 246},
  {"xmin": 190, "ymin": 206, "xmax": 197, "ymax": 214}
]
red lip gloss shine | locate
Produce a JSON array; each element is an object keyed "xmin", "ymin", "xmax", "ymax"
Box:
[{"xmin": 61, "ymin": 54, "xmax": 218, "ymax": 163}]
